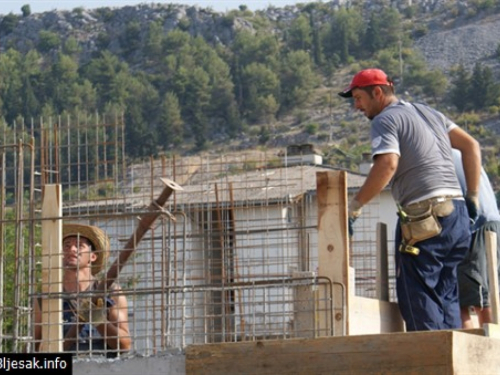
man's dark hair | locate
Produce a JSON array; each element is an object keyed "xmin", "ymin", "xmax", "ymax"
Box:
[{"xmin": 359, "ymin": 84, "xmax": 394, "ymax": 98}]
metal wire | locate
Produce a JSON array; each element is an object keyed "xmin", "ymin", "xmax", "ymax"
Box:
[{"xmin": 0, "ymin": 116, "xmax": 394, "ymax": 356}]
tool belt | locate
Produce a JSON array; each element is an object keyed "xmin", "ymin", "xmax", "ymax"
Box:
[{"xmin": 399, "ymin": 196, "xmax": 457, "ymax": 248}]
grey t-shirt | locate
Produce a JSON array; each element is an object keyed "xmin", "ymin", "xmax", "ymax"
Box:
[{"xmin": 371, "ymin": 100, "xmax": 462, "ymax": 206}]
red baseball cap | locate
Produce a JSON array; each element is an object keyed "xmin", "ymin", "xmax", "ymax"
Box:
[{"xmin": 338, "ymin": 68, "xmax": 392, "ymax": 98}]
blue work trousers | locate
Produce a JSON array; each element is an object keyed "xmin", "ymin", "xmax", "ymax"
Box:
[{"xmin": 395, "ymin": 199, "xmax": 470, "ymax": 331}]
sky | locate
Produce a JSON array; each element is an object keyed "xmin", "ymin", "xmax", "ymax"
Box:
[{"xmin": 0, "ymin": 1, "xmax": 309, "ymax": 15}]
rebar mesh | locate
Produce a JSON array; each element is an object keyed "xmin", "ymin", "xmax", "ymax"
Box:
[{"xmin": 0, "ymin": 117, "xmax": 395, "ymax": 356}]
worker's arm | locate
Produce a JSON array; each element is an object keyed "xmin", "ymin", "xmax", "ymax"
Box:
[
  {"xmin": 449, "ymin": 127, "xmax": 481, "ymax": 194},
  {"xmin": 353, "ymin": 153, "xmax": 399, "ymax": 207},
  {"xmin": 95, "ymin": 286, "xmax": 132, "ymax": 352}
]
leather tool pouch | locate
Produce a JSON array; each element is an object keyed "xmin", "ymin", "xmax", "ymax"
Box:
[
  {"xmin": 432, "ymin": 199, "xmax": 454, "ymax": 217},
  {"xmin": 400, "ymin": 205, "xmax": 442, "ymax": 245}
]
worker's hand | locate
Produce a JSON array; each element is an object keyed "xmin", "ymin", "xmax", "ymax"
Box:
[
  {"xmin": 77, "ymin": 298, "xmax": 107, "ymax": 325},
  {"xmin": 348, "ymin": 199, "xmax": 363, "ymax": 237},
  {"xmin": 348, "ymin": 217, "xmax": 356, "ymax": 237},
  {"xmin": 465, "ymin": 191, "xmax": 479, "ymax": 224},
  {"xmin": 348, "ymin": 199, "xmax": 363, "ymax": 220}
]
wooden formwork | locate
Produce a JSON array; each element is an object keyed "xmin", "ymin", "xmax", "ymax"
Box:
[
  {"xmin": 316, "ymin": 171, "xmax": 404, "ymax": 335},
  {"xmin": 185, "ymin": 328, "xmax": 500, "ymax": 374},
  {"xmin": 185, "ymin": 170, "xmax": 500, "ymax": 374}
]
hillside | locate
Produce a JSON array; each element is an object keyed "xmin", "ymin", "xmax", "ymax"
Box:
[
  {"xmin": 0, "ymin": 0, "xmax": 499, "ymax": 187},
  {"xmin": 414, "ymin": 12, "xmax": 500, "ymax": 74}
]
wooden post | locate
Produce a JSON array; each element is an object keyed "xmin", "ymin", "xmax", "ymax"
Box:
[
  {"xmin": 316, "ymin": 171, "xmax": 349, "ymax": 336},
  {"xmin": 376, "ymin": 222, "xmax": 389, "ymax": 302},
  {"xmin": 485, "ymin": 230, "xmax": 499, "ymax": 324},
  {"xmin": 40, "ymin": 184, "xmax": 63, "ymax": 352}
]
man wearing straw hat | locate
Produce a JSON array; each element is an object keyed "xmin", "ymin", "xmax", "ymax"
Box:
[{"xmin": 35, "ymin": 224, "xmax": 131, "ymax": 355}]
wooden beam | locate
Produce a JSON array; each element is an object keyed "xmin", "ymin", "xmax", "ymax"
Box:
[
  {"xmin": 40, "ymin": 184, "xmax": 63, "ymax": 352},
  {"xmin": 185, "ymin": 330, "xmax": 500, "ymax": 375},
  {"xmin": 376, "ymin": 222, "xmax": 389, "ymax": 301},
  {"xmin": 316, "ymin": 171, "xmax": 349, "ymax": 336},
  {"xmin": 485, "ymin": 230, "xmax": 499, "ymax": 324}
]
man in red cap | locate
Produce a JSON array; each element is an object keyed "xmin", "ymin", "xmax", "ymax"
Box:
[{"xmin": 339, "ymin": 68, "xmax": 482, "ymax": 331}]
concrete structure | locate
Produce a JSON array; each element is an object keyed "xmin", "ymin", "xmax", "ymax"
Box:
[{"xmin": 4, "ymin": 116, "xmax": 497, "ymax": 374}]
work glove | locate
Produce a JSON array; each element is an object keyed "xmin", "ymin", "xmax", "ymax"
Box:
[
  {"xmin": 465, "ymin": 191, "xmax": 479, "ymax": 224},
  {"xmin": 348, "ymin": 199, "xmax": 363, "ymax": 237},
  {"xmin": 348, "ymin": 217, "xmax": 357, "ymax": 237},
  {"xmin": 77, "ymin": 297, "xmax": 107, "ymax": 325}
]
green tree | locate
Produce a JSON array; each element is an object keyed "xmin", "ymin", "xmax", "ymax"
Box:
[
  {"xmin": 158, "ymin": 91, "xmax": 184, "ymax": 148},
  {"xmin": 309, "ymin": 11, "xmax": 324, "ymax": 66},
  {"xmin": 123, "ymin": 76, "xmax": 160, "ymax": 157},
  {"xmin": 199, "ymin": 40, "xmax": 241, "ymax": 135},
  {"xmin": 121, "ymin": 21, "xmax": 142, "ymax": 58},
  {"xmin": 184, "ymin": 67, "xmax": 211, "ymax": 149},
  {"xmin": 469, "ymin": 63, "xmax": 498, "ymax": 110},
  {"xmin": 287, "ymin": 14, "xmax": 312, "ymax": 52},
  {"xmin": 0, "ymin": 49, "xmax": 24, "ymax": 122},
  {"xmin": 324, "ymin": 7, "xmax": 364, "ymax": 63},
  {"xmin": 450, "ymin": 65, "xmax": 471, "ymax": 112},
  {"xmin": 37, "ymin": 30, "xmax": 61, "ymax": 52},
  {"xmin": 241, "ymin": 63, "xmax": 280, "ymax": 122},
  {"xmin": 415, "ymin": 69, "xmax": 448, "ymax": 101},
  {"xmin": 232, "ymin": 30, "xmax": 280, "ymax": 69},
  {"xmin": 280, "ymin": 50, "xmax": 318, "ymax": 109},
  {"xmin": 144, "ymin": 20, "xmax": 164, "ymax": 62},
  {"xmin": 46, "ymin": 53, "xmax": 80, "ymax": 112},
  {"xmin": 377, "ymin": 8, "xmax": 403, "ymax": 49},
  {"xmin": 67, "ymin": 79, "xmax": 97, "ymax": 111},
  {"xmin": 82, "ymin": 51, "xmax": 131, "ymax": 109},
  {"xmin": 20, "ymin": 50, "xmax": 43, "ymax": 118},
  {"xmin": 479, "ymin": 65, "xmax": 500, "ymax": 108},
  {"xmin": 63, "ymin": 36, "xmax": 81, "ymax": 56},
  {"xmin": 0, "ymin": 13, "xmax": 19, "ymax": 35},
  {"xmin": 21, "ymin": 4, "xmax": 31, "ymax": 17},
  {"xmin": 162, "ymin": 29, "xmax": 192, "ymax": 57},
  {"xmin": 363, "ymin": 13, "xmax": 383, "ymax": 55}
]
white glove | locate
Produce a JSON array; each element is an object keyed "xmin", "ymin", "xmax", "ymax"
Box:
[
  {"xmin": 77, "ymin": 298, "xmax": 107, "ymax": 325},
  {"xmin": 349, "ymin": 199, "xmax": 363, "ymax": 220}
]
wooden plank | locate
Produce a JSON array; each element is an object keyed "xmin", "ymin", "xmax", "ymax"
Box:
[
  {"xmin": 316, "ymin": 171, "xmax": 349, "ymax": 336},
  {"xmin": 40, "ymin": 184, "xmax": 63, "ymax": 352},
  {"xmin": 348, "ymin": 296, "xmax": 404, "ymax": 335},
  {"xmin": 483, "ymin": 323, "xmax": 500, "ymax": 339},
  {"xmin": 187, "ymin": 330, "xmax": 500, "ymax": 375},
  {"xmin": 452, "ymin": 330, "xmax": 500, "ymax": 374},
  {"xmin": 376, "ymin": 222, "xmax": 389, "ymax": 301},
  {"xmin": 457, "ymin": 328, "xmax": 487, "ymax": 337},
  {"xmin": 485, "ymin": 231, "xmax": 499, "ymax": 323}
]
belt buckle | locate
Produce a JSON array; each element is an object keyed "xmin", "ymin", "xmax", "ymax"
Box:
[{"xmin": 433, "ymin": 196, "xmax": 447, "ymax": 204}]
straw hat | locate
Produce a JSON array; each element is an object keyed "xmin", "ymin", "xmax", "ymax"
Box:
[{"xmin": 63, "ymin": 224, "xmax": 110, "ymax": 275}]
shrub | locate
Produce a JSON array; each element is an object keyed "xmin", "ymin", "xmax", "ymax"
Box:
[{"xmin": 305, "ymin": 123, "xmax": 319, "ymax": 135}]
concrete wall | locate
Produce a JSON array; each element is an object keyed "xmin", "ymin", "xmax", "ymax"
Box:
[{"xmin": 73, "ymin": 352, "xmax": 185, "ymax": 375}]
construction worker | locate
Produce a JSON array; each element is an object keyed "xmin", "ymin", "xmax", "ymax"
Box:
[
  {"xmin": 34, "ymin": 224, "xmax": 131, "ymax": 356},
  {"xmin": 339, "ymin": 68, "xmax": 481, "ymax": 331},
  {"xmin": 452, "ymin": 149, "xmax": 500, "ymax": 328}
]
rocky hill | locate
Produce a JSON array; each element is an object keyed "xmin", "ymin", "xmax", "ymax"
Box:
[
  {"xmin": 1, "ymin": 0, "xmax": 499, "ymax": 166},
  {"xmin": 1, "ymin": 0, "xmax": 497, "ymax": 73},
  {"xmin": 414, "ymin": 12, "xmax": 500, "ymax": 75}
]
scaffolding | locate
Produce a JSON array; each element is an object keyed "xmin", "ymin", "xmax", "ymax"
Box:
[{"xmin": 0, "ymin": 117, "xmax": 396, "ymax": 357}]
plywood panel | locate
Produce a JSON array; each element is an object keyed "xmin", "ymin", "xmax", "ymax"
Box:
[{"xmin": 349, "ymin": 296, "xmax": 404, "ymax": 335}]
